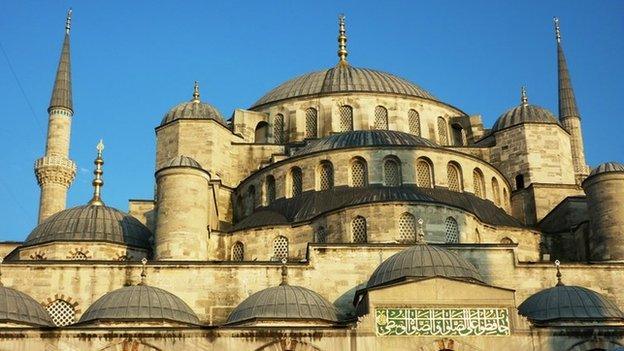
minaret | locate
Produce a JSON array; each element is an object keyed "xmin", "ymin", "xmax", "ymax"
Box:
[
  {"xmin": 337, "ymin": 14, "xmax": 348, "ymax": 66},
  {"xmin": 554, "ymin": 17, "xmax": 589, "ymax": 184},
  {"xmin": 34, "ymin": 9, "xmax": 77, "ymax": 223}
]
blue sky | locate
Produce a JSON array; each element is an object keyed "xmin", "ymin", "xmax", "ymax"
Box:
[{"xmin": 0, "ymin": 1, "xmax": 622, "ymax": 241}]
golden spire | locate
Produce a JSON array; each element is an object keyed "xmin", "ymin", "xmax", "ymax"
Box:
[
  {"xmin": 88, "ymin": 140, "xmax": 105, "ymax": 206},
  {"xmin": 139, "ymin": 258, "xmax": 148, "ymax": 285},
  {"xmin": 555, "ymin": 260, "xmax": 564, "ymax": 286},
  {"xmin": 279, "ymin": 258, "xmax": 288, "ymax": 286},
  {"xmin": 65, "ymin": 8, "xmax": 72, "ymax": 35},
  {"xmin": 521, "ymin": 86, "xmax": 528, "ymax": 106},
  {"xmin": 337, "ymin": 14, "xmax": 348, "ymax": 65},
  {"xmin": 191, "ymin": 81, "xmax": 200, "ymax": 103},
  {"xmin": 553, "ymin": 17, "xmax": 561, "ymax": 43}
]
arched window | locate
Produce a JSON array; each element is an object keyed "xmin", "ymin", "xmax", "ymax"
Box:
[
  {"xmin": 305, "ymin": 108, "xmax": 318, "ymax": 139},
  {"xmin": 254, "ymin": 122, "xmax": 269, "ymax": 143},
  {"xmin": 398, "ymin": 212, "xmax": 417, "ymax": 243},
  {"xmin": 452, "ymin": 124, "xmax": 465, "ymax": 146},
  {"xmin": 444, "ymin": 217, "xmax": 460, "ymax": 243},
  {"xmin": 500, "ymin": 237, "xmax": 513, "ymax": 244},
  {"xmin": 515, "ymin": 174, "xmax": 525, "ymax": 190},
  {"xmin": 408, "ymin": 109, "xmax": 420, "ymax": 136},
  {"xmin": 416, "ymin": 158, "xmax": 433, "ymax": 188},
  {"xmin": 383, "ymin": 158, "xmax": 401, "ymax": 186},
  {"xmin": 447, "ymin": 162, "xmax": 462, "ymax": 192},
  {"xmin": 492, "ymin": 177, "xmax": 501, "ymax": 206},
  {"xmin": 319, "ymin": 161, "xmax": 334, "ymax": 190},
  {"xmin": 289, "ymin": 167, "xmax": 302, "ymax": 198},
  {"xmin": 473, "ymin": 168, "xmax": 485, "ymax": 198},
  {"xmin": 274, "ymin": 113, "xmax": 285, "ymax": 144},
  {"xmin": 273, "ymin": 236, "xmax": 289, "ymax": 260},
  {"xmin": 373, "ymin": 105, "xmax": 388, "ymax": 130},
  {"xmin": 352, "ymin": 216, "xmax": 367, "ymax": 243},
  {"xmin": 47, "ymin": 299, "xmax": 75, "ymax": 326},
  {"xmin": 236, "ymin": 194, "xmax": 243, "ymax": 221},
  {"xmin": 231, "ymin": 241, "xmax": 244, "ymax": 261},
  {"xmin": 437, "ymin": 117, "xmax": 449, "ymax": 145},
  {"xmin": 339, "ymin": 105, "xmax": 353, "ymax": 132},
  {"xmin": 350, "ymin": 158, "xmax": 368, "ymax": 187},
  {"xmin": 316, "ymin": 226, "xmax": 327, "ymax": 243},
  {"xmin": 265, "ymin": 175, "xmax": 276, "ymax": 205},
  {"xmin": 246, "ymin": 185, "xmax": 256, "ymax": 215},
  {"xmin": 503, "ymin": 188, "xmax": 509, "ymax": 207}
]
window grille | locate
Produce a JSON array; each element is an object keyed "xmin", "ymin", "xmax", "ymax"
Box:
[
  {"xmin": 352, "ymin": 216, "xmax": 367, "ymax": 243},
  {"xmin": 373, "ymin": 106, "xmax": 388, "ymax": 130},
  {"xmin": 351, "ymin": 159, "xmax": 367, "ymax": 187},
  {"xmin": 305, "ymin": 108, "xmax": 318, "ymax": 138},
  {"xmin": 473, "ymin": 169, "xmax": 485, "ymax": 198},
  {"xmin": 68, "ymin": 250, "xmax": 88, "ymax": 260},
  {"xmin": 319, "ymin": 162, "xmax": 334, "ymax": 190},
  {"xmin": 47, "ymin": 300, "xmax": 75, "ymax": 326},
  {"xmin": 447, "ymin": 163, "xmax": 461, "ymax": 192},
  {"xmin": 416, "ymin": 159, "xmax": 433, "ymax": 188},
  {"xmin": 384, "ymin": 159, "xmax": 401, "ymax": 186},
  {"xmin": 437, "ymin": 117, "xmax": 448, "ymax": 145},
  {"xmin": 408, "ymin": 109, "xmax": 421, "ymax": 136},
  {"xmin": 398, "ymin": 213, "xmax": 416, "ymax": 242},
  {"xmin": 266, "ymin": 176, "xmax": 276, "ymax": 205},
  {"xmin": 492, "ymin": 177, "xmax": 501, "ymax": 206},
  {"xmin": 339, "ymin": 106, "xmax": 353, "ymax": 132},
  {"xmin": 274, "ymin": 114, "xmax": 285, "ymax": 144},
  {"xmin": 444, "ymin": 217, "xmax": 460, "ymax": 243},
  {"xmin": 452, "ymin": 124, "xmax": 465, "ymax": 146},
  {"xmin": 232, "ymin": 242, "xmax": 244, "ymax": 261},
  {"xmin": 316, "ymin": 227, "xmax": 327, "ymax": 243},
  {"xmin": 273, "ymin": 236, "xmax": 289, "ymax": 260},
  {"xmin": 291, "ymin": 168, "xmax": 302, "ymax": 197}
]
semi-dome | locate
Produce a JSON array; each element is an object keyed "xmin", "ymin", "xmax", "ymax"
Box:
[
  {"xmin": 163, "ymin": 155, "xmax": 202, "ymax": 169},
  {"xmin": 366, "ymin": 244, "xmax": 484, "ymax": 290},
  {"xmin": 492, "ymin": 89, "xmax": 558, "ymax": 132},
  {"xmin": 79, "ymin": 285, "xmax": 199, "ymax": 325},
  {"xmin": 251, "ymin": 65, "xmax": 438, "ymax": 109},
  {"xmin": 518, "ymin": 285, "xmax": 624, "ymax": 323},
  {"xmin": 588, "ymin": 162, "xmax": 624, "ymax": 177},
  {"xmin": 160, "ymin": 82, "xmax": 227, "ymax": 127},
  {"xmin": 226, "ymin": 284, "xmax": 339, "ymax": 325},
  {"xmin": 24, "ymin": 205, "xmax": 153, "ymax": 249},
  {"xmin": 0, "ymin": 286, "xmax": 53, "ymax": 327},
  {"xmin": 293, "ymin": 130, "xmax": 438, "ymax": 157}
]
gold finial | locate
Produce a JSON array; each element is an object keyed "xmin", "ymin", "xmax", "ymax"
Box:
[
  {"xmin": 553, "ymin": 17, "xmax": 561, "ymax": 44},
  {"xmin": 337, "ymin": 14, "xmax": 348, "ymax": 65},
  {"xmin": 191, "ymin": 81, "xmax": 200, "ymax": 103},
  {"xmin": 279, "ymin": 258, "xmax": 288, "ymax": 286},
  {"xmin": 139, "ymin": 258, "xmax": 148, "ymax": 285},
  {"xmin": 554, "ymin": 259, "xmax": 564, "ymax": 286},
  {"xmin": 65, "ymin": 8, "xmax": 72, "ymax": 35},
  {"xmin": 521, "ymin": 86, "xmax": 528, "ymax": 106},
  {"xmin": 88, "ymin": 140, "xmax": 105, "ymax": 206}
]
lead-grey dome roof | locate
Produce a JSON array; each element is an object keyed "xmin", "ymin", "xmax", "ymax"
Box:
[
  {"xmin": 79, "ymin": 285, "xmax": 199, "ymax": 325},
  {"xmin": 366, "ymin": 245, "xmax": 484, "ymax": 290},
  {"xmin": 492, "ymin": 103, "xmax": 559, "ymax": 132},
  {"xmin": 251, "ymin": 65, "xmax": 438, "ymax": 108},
  {"xmin": 163, "ymin": 155, "xmax": 202, "ymax": 169},
  {"xmin": 0, "ymin": 286, "xmax": 53, "ymax": 326},
  {"xmin": 24, "ymin": 205, "xmax": 153, "ymax": 249},
  {"xmin": 589, "ymin": 162, "xmax": 624, "ymax": 177},
  {"xmin": 160, "ymin": 99, "xmax": 227, "ymax": 127},
  {"xmin": 226, "ymin": 284, "xmax": 339, "ymax": 324},
  {"xmin": 518, "ymin": 285, "xmax": 624, "ymax": 323}
]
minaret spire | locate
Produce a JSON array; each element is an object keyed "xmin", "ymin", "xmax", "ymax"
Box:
[
  {"xmin": 88, "ymin": 140, "xmax": 105, "ymax": 206},
  {"xmin": 49, "ymin": 8, "xmax": 73, "ymax": 112},
  {"xmin": 521, "ymin": 86, "xmax": 528, "ymax": 106},
  {"xmin": 337, "ymin": 14, "xmax": 348, "ymax": 65},
  {"xmin": 192, "ymin": 81, "xmax": 200, "ymax": 102}
]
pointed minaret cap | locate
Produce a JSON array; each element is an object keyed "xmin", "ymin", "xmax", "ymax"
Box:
[
  {"xmin": 49, "ymin": 9, "xmax": 73, "ymax": 113},
  {"xmin": 554, "ymin": 17, "xmax": 580, "ymax": 119},
  {"xmin": 554, "ymin": 260, "xmax": 564, "ymax": 286},
  {"xmin": 88, "ymin": 140, "xmax": 105, "ymax": 206},
  {"xmin": 191, "ymin": 81, "xmax": 200, "ymax": 103},
  {"xmin": 521, "ymin": 86, "xmax": 529, "ymax": 106},
  {"xmin": 337, "ymin": 14, "xmax": 348, "ymax": 66}
]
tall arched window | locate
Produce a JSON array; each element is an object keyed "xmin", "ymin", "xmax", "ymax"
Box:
[
  {"xmin": 492, "ymin": 177, "xmax": 501, "ymax": 206},
  {"xmin": 352, "ymin": 216, "xmax": 367, "ymax": 243},
  {"xmin": 447, "ymin": 162, "xmax": 462, "ymax": 192},
  {"xmin": 231, "ymin": 241, "xmax": 244, "ymax": 261},
  {"xmin": 437, "ymin": 117, "xmax": 449, "ymax": 145},
  {"xmin": 254, "ymin": 122, "xmax": 269, "ymax": 143},
  {"xmin": 305, "ymin": 108, "xmax": 318, "ymax": 139},
  {"xmin": 452, "ymin": 124, "xmax": 465, "ymax": 146},
  {"xmin": 350, "ymin": 158, "xmax": 368, "ymax": 187},
  {"xmin": 373, "ymin": 105, "xmax": 388, "ymax": 130},
  {"xmin": 319, "ymin": 161, "xmax": 334, "ymax": 190},
  {"xmin": 316, "ymin": 226, "xmax": 327, "ymax": 243},
  {"xmin": 339, "ymin": 105, "xmax": 353, "ymax": 132},
  {"xmin": 408, "ymin": 109, "xmax": 421, "ymax": 136},
  {"xmin": 265, "ymin": 175, "xmax": 276, "ymax": 205},
  {"xmin": 444, "ymin": 217, "xmax": 460, "ymax": 243},
  {"xmin": 47, "ymin": 299, "xmax": 76, "ymax": 326},
  {"xmin": 383, "ymin": 158, "xmax": 401, "ymax": 187},
  {"xmin": 289, "ymin": 167, "xmax": 303, "ymax": 198},
  {"xmin": 273, "ymin": 236, "xmax": 289, "ymax": 260},
  {"xmin": 503, "ymin": 188, "xmax": 509, "ymax": 207},
  {"xmin": 274, "ymin": 113, "xmax": 285, "ymax": 144},
  {"xmin": 246, "ymin": 185, "xmax": 256, "ymax": 215},
  {"xmin": 515, "ymin": 174, "xmax": 525, "ymax": 190},
  {"xmin": 416, "ymin": 158, "xmax": 433, "ymax": 188},
  {"xmin": 473, "ymin": 168, "xmax": 485, "ymax": 198},
  {"xmin": 398, "ymin": 212, "xmax": 417, "ymax": 243}
]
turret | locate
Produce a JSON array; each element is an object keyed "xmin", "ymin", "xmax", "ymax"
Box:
[{"xmin": 34, "ymin": 9, "xmax": 77, "ymax": 223}]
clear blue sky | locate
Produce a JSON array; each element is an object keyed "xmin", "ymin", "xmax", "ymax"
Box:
[{"xmin": 0, "ymin": 1, "xmax": 622, "ymax": 241}]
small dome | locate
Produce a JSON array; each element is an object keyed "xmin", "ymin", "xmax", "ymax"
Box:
[
  {"xmin": 24, "ymin": 205, "xmax": 152, "ymax": 249},
  {"xmin": 226, "ymin": 284, "xmax": 338, "ymax": 324},
  {"xmin": 518, "ymin": 285, "xmax": 624, "ymax": 323},
  {"xmin": 0, "ymin": 286, "xmax": 53, "ymax": 326},
  {"xmin": 163, "ymin": 155, "xmax": 202, "ymax": 169},
  {"xmin": 492, "ymin": 103, "xmax": 558, "ymax": 132},
  {"xmin": 160, "ymin": 82, "xmax": 226, "ymax": 127},
  {"xmin": 79, "ymin": 285, "xmax": 199, "ymax": 325},
  {"xmin": 251, "ymin": 65, "xmax": 438, "ymax": 108},
  {"xmin": 589, "ymin": 162, "xmax": 624, "ymax": 177},
  {"xmin": 366, "ymin": 245, "xmax": 483, "ymax": 290},
  {"xmin": 293, "ymin": 130, "xmax": 438, "ymax": 157}
]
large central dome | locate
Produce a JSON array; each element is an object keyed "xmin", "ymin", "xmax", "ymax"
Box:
[{"xmin": 251, "ymin": 65, "xmax": 438, "ymax": 108}]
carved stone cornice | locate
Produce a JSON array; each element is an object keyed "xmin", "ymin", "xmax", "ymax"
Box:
[{"xmin": 34, "ymin": 156, "xmax": 76, "ymax": 187}]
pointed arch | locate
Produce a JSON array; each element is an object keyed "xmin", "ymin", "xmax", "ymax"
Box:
[
  {"xmin": 254, "ymin": 121, "xmax": 269, "ymax": 143},
  {"xmin": 437, "ymin": 116, "xmax": 449, "ymax": 145},
  {"xmin": 274, "ymin": 113, "xmax": 285, "ymax": 144},
  {"xmin": 416, "ymin": 157, "xmax": 434, "ymax": 188},
  {"xmin": 492, "ymin": 177, "xmax": 501, "ymax": 206},
  {"xmin": 373, "ymin": 105, "xmax": 388, "ymax": 130},
  {"xmin": 408, "ymin": 109, "xmax": 420, "ymax": 136},
  {"xmin": 444, "ymin": 217, "xmax": 460, "ymax": 243},
  {"xmin": 472, "ymin": 168, "xmax": 485, "ymax": 198},
  {"xmin": 339, "ymin": 105, "xmax": 353, "ymax": 132},
  {"xmin": 398, "ymin": 212, "xmax": 417, "ymax": 243},
  {"xmin": 447, "ymin": 162, "xmax": 463, "ymax": 192},
  {"xmin": 350, "ymin": 157, "xmax": 368, "ymax": 187},
  {"xmin": 289, "ymin": 167, "xmax": 303, "ymax": 198},
  {"xmin": 273, "ymin": 235, "xmax": 289, "ymax": 260},
  {"xmin": 352, "ymin": 216, "xmax": 367, "ymax": 243},
  {"xmin": 231, "ymin": 241, "xmax": 244, "ymax": 261},
  {"xmin": 305, "ymin": 107, "xmax": 318, "ymax": 139},
  {"xmin": 318, "ymin": 161, "xmax": 334, "ymax": 190},
  {"xmin": 265, "ymin": 175, "xmax": 276, "ymax": 205},
  {"xmin": 383, "ymin": 156, "xmax": 402, "ymax": 187}
]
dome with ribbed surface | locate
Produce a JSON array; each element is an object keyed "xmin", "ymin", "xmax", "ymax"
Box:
[
  {"xmin": 226, "ymin": 284, "xmax": 339, "ymax": 325},
  {"xmin": 366, "ymin": 245, "xmax": 483, "ymax": 289},
  {"xmin": 492, "ymin": 103, "xmax": 559, "ymax": 132},
  {"xmin": 589, "ymin": 162, "xmax": 624, "ymax": 177},
  {"xmin": 163, "ymin": 155, "xmax": 202, "ymax": 169},
  {"xmin": 293, "ymin": 130, "xmax": 437, "ymax": 157},
  {"xmin": 518, "ymin": 285, "xmax": 624, "ymax": 323},
  {"xmin": 0, "ymin": 286, "xmax": 53, "ymax": 326},
  {"xmin": 251, "ymin": 65, "xmax": 438, "ymax": 108},
  {"xmin": 79, "ymin": 285, "xmax": 199, "ymax": 325},
  {"xmin": 25, "ymin": 205, "xmax": 152, "ymax": 249},
  {"xmin": 160, "ymin": 99, "xmax": 226, "ymax": 127}
]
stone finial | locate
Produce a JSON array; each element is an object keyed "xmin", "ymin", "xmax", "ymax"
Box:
[
  {"xmin": 192, "ymin": 81, "xmax": 200, "ymax": 103},
  {"xmin": 553, "ymin": 17, "xmax": 561, "ymax": 43},
  {"xmin": 65, "ymin": 8, "xmax": 72, "ymax": 35},
  {"xmin": 555, "ymin": 259, "xmax": 564, "ymax": 286},
  {"xmin": 279, "ymin": 258, "xmax": 288, "ymax": 286},
  {"xmin": 521, "ymin": 86, "xmax": 528, "ymax": 106},
  {"xmin": 88, "ymin": 140, "xmax": 105, "ymax": 206},
  {"xmin": 416, "ymin": 218, "xmax": 426, "ymax": 243},
  {"xmin": 337, "ymin": 14, "xmax": 348, "ymax": 65},
  {"xmin": 139, "ymin": 258, "xmax": 148, "ymax": 285}
]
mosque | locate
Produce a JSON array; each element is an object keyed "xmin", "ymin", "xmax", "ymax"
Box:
[{"xmin": 0, "ymin": 9, "xmax": 623, "ymax": 351}]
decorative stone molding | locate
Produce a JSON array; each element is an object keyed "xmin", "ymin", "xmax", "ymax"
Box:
[
  {"xmin": 48, "ymin": 107, "xmax": 73, "ymax": 117},
  {"xmin": 67, "ymin": 247, "xmax": 91, "ymax": 260},
  {"xmin": 29, "ymin": 251, "xmax": 47, "ymax": 260},
  {"xmin": 34, "ymin": 155, "xmax": 76, "ymax": 187}
]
